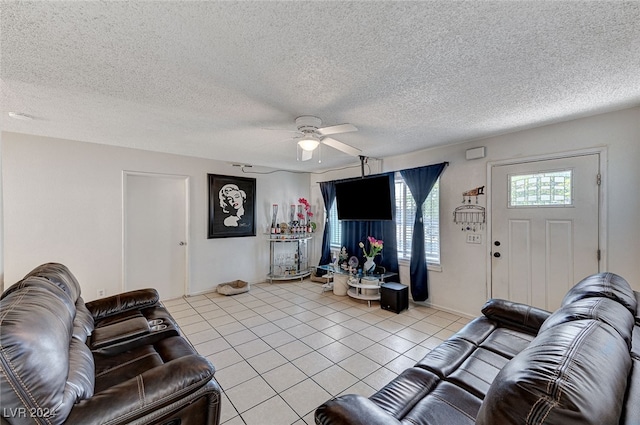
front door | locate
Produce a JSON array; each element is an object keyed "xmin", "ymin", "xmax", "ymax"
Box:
[
  {"xmin": 491, "ymin": 154, "xmax": 600, "ymax": 311},
  {"xmin": 124, "ymin": 172, "xmax": 188, "ymax": 300}
]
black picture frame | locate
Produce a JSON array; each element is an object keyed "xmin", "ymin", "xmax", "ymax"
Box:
[{"xmin": 208, "ymin": 174, "xmax": 256, "ymax": 239}]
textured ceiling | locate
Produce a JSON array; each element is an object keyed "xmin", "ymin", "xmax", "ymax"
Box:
[{"xmin": 2, "ymin": 1, "xmax": 639, "ymax": 171}]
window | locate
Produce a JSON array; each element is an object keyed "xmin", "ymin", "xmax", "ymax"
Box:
[
  {"xmin": 328, "ymin": 174, "xmax": 441, "ymax": 265},
  {"xmin": 509, "ymin": 169, "xmax": 573, "ymax": 207},
  {"xmin": 328, "ymin": 199, "xmax": 342, "ymax": 248},
  {"xmin": 395, "ymin": 174, "xmax": 440, "ymax": 265}
]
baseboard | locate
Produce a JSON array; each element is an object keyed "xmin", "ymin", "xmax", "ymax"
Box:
[{"xmin": 410, "ymin": 299, "xmax": 476, "ymax": 320}]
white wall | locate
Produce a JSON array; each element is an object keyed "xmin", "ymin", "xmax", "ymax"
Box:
[
  {"xmin": 3, "ymin": 107, "xmax": 638, "ymax": 313},
  {"xmin": 386, "ymin": 107, "xmax": 640, "ymax": 316},
  {"xmin": 2, "ymin": 133, "xmax": 310, "ymax": 300},
  {"xmin": 313, "ymin": 107, "xmax": 640, "ymax": 316}
]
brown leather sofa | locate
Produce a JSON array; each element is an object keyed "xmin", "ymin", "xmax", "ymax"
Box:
[
  {"xmin": 0, "ymin": 263, "xmax": 221, "ymax": 425},
  {"xmin": 316, "ymin": 272, "xmax": 640, "ymax": 425}
]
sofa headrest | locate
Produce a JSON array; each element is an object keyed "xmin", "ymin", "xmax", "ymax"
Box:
[
  {"xmin": 562, "ymin": 272, "xmax": 636, "ymax": 316},
  {"xmin": 0, "ymin": 282, "xmax": 94, "ymax": 424},
  {"xmin": 2, "ymin": 276, "xmax": 77, "ymax": 318},
  {"xmin": 481, "ymin": 298, "xmax": 551, "ymax": 334},
  {"xmin": 23, "ymin": 262, "xmax": 83, "ymax": 302},
  {"xmin": 477, "ymin": 319, "xmax": 631, "ymax": 425},
  {"xmin": 540, "ymin": 297, "xmax": 635, "ymax": 348}
]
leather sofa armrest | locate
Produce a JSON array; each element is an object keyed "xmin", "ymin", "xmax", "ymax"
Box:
[
  {"xmin": 481, "ymin": 298, "xmax": 551, "ymax": 334},
  {"xmin": 85, "ymin": 288, "xmax": 160, "ymax": 321},
  {"xmin": 89, "ymin": 316, "xmax": 151, "ymax": 350},
  {"xmin": 315, "ymin": 394, "xmax": 402, "ymax": 425},
  {"xmin": 65, "ymin": 355, "xmax": 214, "ymax": 425}
]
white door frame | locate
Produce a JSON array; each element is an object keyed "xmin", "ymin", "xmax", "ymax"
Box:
[
  {"xmin": 122, "ymin": 171, "xmax": 191, "ymax": 296},
  {"xmin": 485, "ymin": 147, "xmax": 608, "ymax": 300}
]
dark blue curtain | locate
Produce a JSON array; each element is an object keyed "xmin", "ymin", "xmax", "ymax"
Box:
[
  {"xmin": 341, "ymin": 173, "xmax": 399, "ymax": 274},
  {"xmin": 318, "ymin": 181, "xmax": 336, "ymax": 269},
  {"xmin": 400, "ymin": 162, "xmax": 447, "ymax": 301}
]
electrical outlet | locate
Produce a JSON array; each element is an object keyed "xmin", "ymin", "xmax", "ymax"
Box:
[
  {"xmin": 466, "ymin": 234, "xmax": 482, "ymax": 244},
  {"xmin": 97, "ymin": 289, "xmax": 106, "ymax": 298}
]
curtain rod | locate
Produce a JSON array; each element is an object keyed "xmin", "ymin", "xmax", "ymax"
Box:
[
  {"xmin": 316, "ymin": 161, "xmax": 449, "ymax": 184},
  {"xmin": 388, "ymin": 161, "xmax": 449, "ymax": 175}
]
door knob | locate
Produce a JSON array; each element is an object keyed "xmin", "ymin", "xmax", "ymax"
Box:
[
  {"xmin": 494, "ymin": 241, "xmax": 501, "ymax": 246},
  {"xmin": 179, "ymin": 241, "xmax": 187, "ymax": 246},
  {"xmin": 493, "ymin": 252, "xmax": 501, "ymax": 258}
]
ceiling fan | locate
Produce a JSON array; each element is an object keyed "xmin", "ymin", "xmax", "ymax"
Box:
[{"xmin": 290, "ymin": 116, "xmax": 361, "ymax": 161}]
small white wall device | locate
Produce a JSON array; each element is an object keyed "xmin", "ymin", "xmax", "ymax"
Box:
[{"xmin": 466, "ymin": 146, "xmax": 486, "ymax": 160}]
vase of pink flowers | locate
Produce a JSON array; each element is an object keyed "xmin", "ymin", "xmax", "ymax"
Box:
[{"xmin": 359, "ymin": 236, "xmax": 383, "ymax": 273}]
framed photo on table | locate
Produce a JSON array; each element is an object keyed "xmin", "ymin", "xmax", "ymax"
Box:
[{"xmin": 208, "ymin": 174, "xmax": 256, "ymax": 238}]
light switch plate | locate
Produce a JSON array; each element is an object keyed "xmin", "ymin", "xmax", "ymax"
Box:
[{"xmin": 466, "ymin": 234, "xmax": 482, "ymax": 244}]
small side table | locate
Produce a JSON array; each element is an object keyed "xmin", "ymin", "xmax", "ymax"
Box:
[
  {"xmin": 380, "ymin": 282, "xmax": 408, "ymax": 314},
  {"xmin": 346, "ymin": 276, "xmax": 381, "ymax": 307}
]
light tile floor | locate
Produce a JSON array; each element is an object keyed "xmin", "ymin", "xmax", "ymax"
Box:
[{"xmin": 163, "ymin": 279, "xmax": 471, "ymax": 425}]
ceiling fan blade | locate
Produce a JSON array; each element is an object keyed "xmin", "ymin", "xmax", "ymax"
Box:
[
  {"xmin": 321, "ymin": 137, "xmax": 361, "ymax": 157},
  {"xmin": 263, "ymin": 128, "xmax": 303, "ymax": 135},
  {"xmin": 317, "ymin": 123, "xmax": 358, "ymax": 136},
  {"xmin": 300, "ymin": 149, "xmax": 313, "ymax": 161}
]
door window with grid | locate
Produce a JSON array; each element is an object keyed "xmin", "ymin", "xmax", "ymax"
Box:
[{"xmin": 508, "ymin": 169, "xmax": 573, "ymax": 207}]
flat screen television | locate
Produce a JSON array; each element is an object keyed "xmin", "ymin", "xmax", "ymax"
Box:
[{"xmin": 335, "ymin": 175, "xmax": 393, "ymax": 221}]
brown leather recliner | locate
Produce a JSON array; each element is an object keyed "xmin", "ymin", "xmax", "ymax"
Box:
[{"xmin": 0, "ymin": 263, "xmax": 221, "ymax": 425}]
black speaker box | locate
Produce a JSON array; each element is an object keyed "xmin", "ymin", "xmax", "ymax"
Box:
[{"xmin": 380, "ymin": 282, "xmax": 408, "ymax": 314}]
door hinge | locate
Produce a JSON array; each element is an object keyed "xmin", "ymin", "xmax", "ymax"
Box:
[
  {"xmin": 597, "ymin": 249, "xmax": 601, "ymax": 261},
  {"xmin": 596, "ymin": 173, "xmax": 602, "ymax": 185}
]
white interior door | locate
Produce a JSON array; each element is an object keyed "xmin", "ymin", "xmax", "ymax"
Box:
[
  {"xmin": 491, "ymin": 154, "xmax": 600, "ymax": 311},
  {"xmin": 124, "ymin": 173, "xmax": 188, "ymax": 300}
]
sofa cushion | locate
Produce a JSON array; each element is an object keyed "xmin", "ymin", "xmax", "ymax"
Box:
[
  {"xmin": 94, "ymin": 344, "xmax": 164, "ymax": 394},
  {"xmin": 369, "ymin": 367, "xmax": 439, "ymax": 419},
  {"xmin": 66, "ymin": 355, "xmax": 216, "ymax": 425},
  {"xmin": 447, "ymin": 347, "xmax": 510, "ymax": 398},
  {"xmin": 632, "ymin": 326, "xmax": 640, "ymax": 360},
  {"xmin": 0, "ymin": 283, "xmax": 83, "ymax": 424},
  {"xmin": 93, "ymin": 336, "xmax": 200, "ymax": 394},
  {"xmin": 561, "ymin": 272, "xmax": 636, "ymax": 316},
  {"xmin": 400, "ymin": 381, "xmax": 480, "ymax": 425},
  {"xmin": 479, "ymin": 327, "xmax": 536, "ymax": 359},
  {"xmin": 621, "ymin": 354, "xmax": 640, "ymax": 425},
  {"xmin": 635, "ymin": 291, "xmax": 640, "ymax": 325},
  {"xmin": 540, "ymin": 297, "xmax": 635, "ymax": 348},
  {"xmin": 477, "ymin": 319, "xmax": 631, "ymax": 425},
  {"xmin": 66, "ymin": 338, "xmax": 95, "ymax": 401},
  {"xmin": 73, "ymin": 297, "xmax": 95, "ymax": 341}
]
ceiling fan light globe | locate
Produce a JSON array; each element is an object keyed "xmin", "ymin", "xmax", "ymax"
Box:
[{"xmin": 298, "ymin": 138, "xmax": 320, "ymax": 151}]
